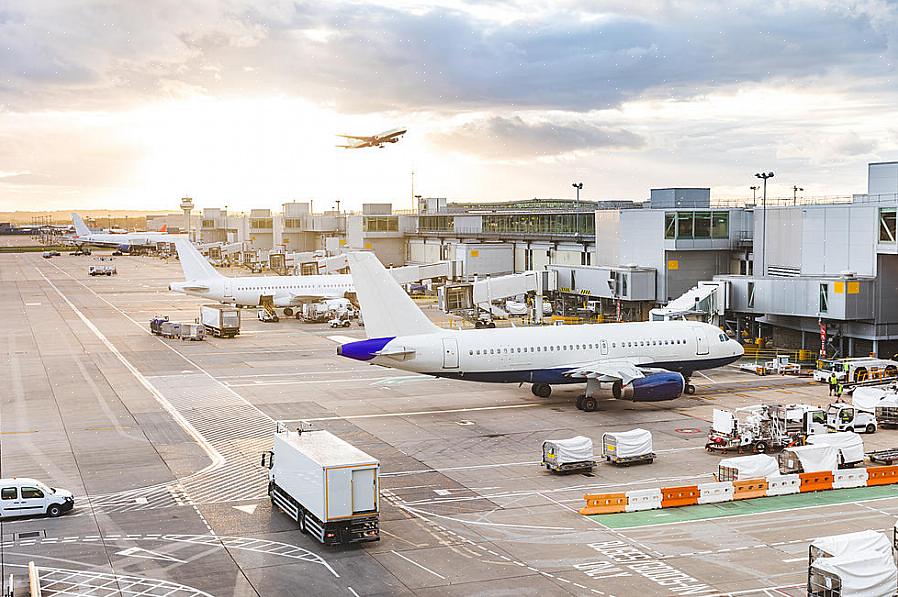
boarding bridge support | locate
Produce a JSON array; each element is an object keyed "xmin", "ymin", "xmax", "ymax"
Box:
[{"xmin": 650, "ymin": 280, "xmax": 729, "ymax": 325}]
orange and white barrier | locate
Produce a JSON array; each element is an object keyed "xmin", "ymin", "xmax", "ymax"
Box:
[{"xmin": 580, "ymin": 465, "xmax": 898, "ymax": 516}]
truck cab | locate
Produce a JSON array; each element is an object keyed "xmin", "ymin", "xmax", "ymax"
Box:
[
  {"xmin": 827, "ymin": 404, "xmax": 877, "ymax": 434},
  {"xmin": 0, "ymin": 478, "xmax": 74, "ymax": 519}
]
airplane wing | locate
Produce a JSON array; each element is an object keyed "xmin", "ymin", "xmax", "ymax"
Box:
[
  {"xmin": 336, "ymin": 134, "xmax": 373, "ymax": 141},
  {"xmin": 379, "ymin": 129, "xmax": 406, "ymax": 140},
  {"xmin": 563, "ymin": 358, "xmax": 654, "ymax": 385},
  {"xmin": 336, "ymin": 141, "xmax": 369, "ymax": 149},
  {"xmin": 286, "ymin": 293, "xmax": 344, "ymax": 304}
]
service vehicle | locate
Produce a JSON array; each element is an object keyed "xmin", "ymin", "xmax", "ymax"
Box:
[
  {"xmin": 707, "ymin": 405, "xmax": 818, "ymax": 454},
  {"xmin": 200, "ymin": 304, "xmax": 240, "ymax": 338},
  {"xmin": 149, "ymin": 315, "xmax": 169, "ymax": 335},
  {"xmin": 601, "ymin": 429, "xmax": 654, "ymax": 466},
  {"xmin": 0, "ymin": 478, "xmax": 74, "ymax": 519},
  {"xmin": 42, "ymin": 251, "xmax": 53, "ymax": 259},
  {"xmin": 813, "ymin": 357, "xmax": 898, "ymax": 384},
  {"xmin": 771, "ymin": 404, "xmax": 828, "ymax": 436},
  {"xmin": 328, "ymin": 317, "xmax": 351, "ymax": 328},
  {"xmin": 542, "ymin": 436, "xmax": 596, "ymax": 473},
  {"xmin": 261, "ymin": 425, "xmax": 379, "ymax": 545},
  {"xmin": 88, "ymin": 265, "xmax": 117, "ymax": 276},
  {"xmin": 826, "ymin": 403, "xmax": 877, "ymax": 434},
  {"xmin": 256, "ymin": 309, "xmax": 279, "ymax": 323}
]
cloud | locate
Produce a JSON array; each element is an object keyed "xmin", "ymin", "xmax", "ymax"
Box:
[{"xmin": 434, "ymin": 115, "xmax": 644, "ymax": 158}]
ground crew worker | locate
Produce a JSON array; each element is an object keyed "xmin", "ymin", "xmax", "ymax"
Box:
[
  {"xmin": 835, "ymin": 382, "xmax": 844, "ymax": 402},
  {"xmin": 829, "ymin": 372, "xmax": 839, "ymax": 396}
]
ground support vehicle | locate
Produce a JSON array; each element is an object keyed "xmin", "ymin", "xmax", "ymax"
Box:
[
  {"xmin": 814, "ymin": 357, "xmax": 898, "ymax": 384},
  {"xmin": 0, "ymin": 478, "xmax": 74, "ymax": 519},
  {"xmin": 149, "ymin": 316, "xmax": 169, "ymax": 335},
  {"xmin": 88, "ymin": 265, "xmax": 116, "ymax": 276},
  {"xmin": 602, "ymin": 429, "xmax": 654, "ymax": 466},
  {"xmin": 328, "ymin": 317, "xmax": 351, "ymax": 328},
  {"xmin": 826, "ymin": 403, "xmax": 877, "ymax": 434},
  {"xmin": 201, "ymin": 304, "xmax": 240, "ymax": 337},
  {"xmin": 178, "ymin": 323, "xmax": 204, "ymax": 341},
  {"xmin": 262, "ymin": 424, "xmax": 379, "ymax": 545},
  {"xmin": 256, "ymin": 309, "xmax": 279, "ymax": 323},
  {"xmin": 706, "ymin": 406, "xmax": 806, "ymax": 454},
  {"xmin": 542, "ymin": 436, "xmax": 596, "ymax": 473}
]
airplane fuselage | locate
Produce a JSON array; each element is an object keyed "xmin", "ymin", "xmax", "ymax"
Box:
[
  {"xmin": 171, "ymin": 274, "xmax": 354, "ymax": 307},
  {"xmin": 340, "ymin": 320, "xmax": 743, "ymax": 384},
  {"xmin": 72, "ymin": 232, "xmax": 180, "ymax": 249}
]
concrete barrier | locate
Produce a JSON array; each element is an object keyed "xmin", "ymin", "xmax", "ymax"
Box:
[
  {"xmin": 625, "ymin": 488, "xmax": 663, "ymax": 512},
  {"xmin": 799, "ymin": 471, "xmax": 834, "ymax": 493},
  {"xmin": 867, "ymin": 465, "xmax": 898, "ymax": 486},
  {"xmin": 766, "ymin": 474, "xmax": 801, "ymax": 496},
  {"xmin": 580, "ymin": 493, "xmax": 627, "ymax": 515},
  {"xmin": 697, "ymin": 481, "xmax": 734, "ymax": 504},
  {"xmin": 833, "ymin": 469, "xmax": 868, "ymax": 489}
]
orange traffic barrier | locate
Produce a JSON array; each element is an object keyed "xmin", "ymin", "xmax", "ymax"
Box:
[
  {"xmin": 732, "ymin": 479, "xmax": 768, "ymax": 500},
  {"xmin": 661, "ymin": 485, "xmax": 699, "ymax": 508},
  {"xmin": 799, "ymin": 471, "xmax": 834, "ymax": 493},
  {"xmin": 580, "ymin": 493, "xmax": 627, "ymax": 515},
  {"xmin": 867, "ymin": 465, "xmax": 898, "ymax": 486}
]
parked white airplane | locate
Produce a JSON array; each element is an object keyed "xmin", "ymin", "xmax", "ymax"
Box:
[
  {"xmin": 70, "ymin": 213, "xmax": 179, "ymax": 251},
  {"xmin": 336, "ymin": 252, "xmax": 744, "ymax": 410},
  {"xmin": 169, "ymin": 239, "xmax": 354, "ymax": 316}
]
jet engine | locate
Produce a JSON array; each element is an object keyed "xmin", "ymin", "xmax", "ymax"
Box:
[
  {"xmin": 620, "ymin": 372, "xmax": 685, "ymax": 402},
  {"xmin": 117, "ymin": 244, "xmax": 131, "ymax": 253}
]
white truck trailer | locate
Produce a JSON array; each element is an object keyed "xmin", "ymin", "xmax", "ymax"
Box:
[
  {"xmin": 200, "ymin": 304, "xmax": 240, "ymax": 338},
  {"xmin": 262, "ymin": 426, "xmax": 380, "ymax": 545}
]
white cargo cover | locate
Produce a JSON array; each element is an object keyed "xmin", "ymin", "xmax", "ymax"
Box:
[
  {"xmin": 603, "ymin": 429, "xmax": 652, "ymax": 458},
  {"xmin": 877, "ymin": 395, "xmax": 898, "ymax": 409},
  {"xmin": 812, "ymin": 530, "xmax": 893, "ymax": 559},
  {"xmin": 718, "ymin": 454, "xmax": 779, "ymax": 479},
  {"xmin": 785, "ymin": 444, "xmax": 840, "ymax": 472},
  {"xmin": 807, "ymin": 432, "xmax": 865, "ymax": 465},
  {"xmin": 812, "ymin": 551, "xmax": 898, "ymax": 597},
  {"xmin": 853, "ymin": 387, "xmax": 894, "ymax": 411},
  {"xmin": 543, "ymin": 436, "xmax": 593, "ymax": 465},
  {"xmin": 712, "ymin": 409, "xmax": 735, "ymax": 434}
]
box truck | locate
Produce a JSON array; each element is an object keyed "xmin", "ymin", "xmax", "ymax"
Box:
[{"xmin": 200, "ymin": 304, "xmax": 240, "ymax": 337}]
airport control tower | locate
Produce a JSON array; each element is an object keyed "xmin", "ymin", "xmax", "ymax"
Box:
[{"xmin": 180, "ymin": 196, "xmax": 194, "ymax": 240}]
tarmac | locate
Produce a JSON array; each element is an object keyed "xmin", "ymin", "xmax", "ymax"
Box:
[{"xmin": 3, "ymin": 250, "xmax": 898, "ymax": 596}]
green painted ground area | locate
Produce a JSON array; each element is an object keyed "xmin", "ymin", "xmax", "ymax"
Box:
[{"xmin": 592, "ymin": 485, "xmax": 898, "ymax": 529}]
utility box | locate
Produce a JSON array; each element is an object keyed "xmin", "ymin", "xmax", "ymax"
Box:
[
  {"xmin": 200, "ymin": 304, "xmax": 240, "ymax": 338},
  {"xmin": 262, "ymin": 426, "xmax": 380, "ymax": 545}
]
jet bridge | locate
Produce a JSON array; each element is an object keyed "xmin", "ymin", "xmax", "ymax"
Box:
[
  {"xmin": 439, "ymin": 269, "xmax": 557, "ymax": 324},
  {"xmin": 650, "ymin": 280, "xmax": 729, "ymax": 325}
]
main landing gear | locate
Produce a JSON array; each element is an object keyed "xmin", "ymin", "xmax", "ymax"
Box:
[
  {"xmin": 283, "ymin": 307, "xmax": 294, "ymax": 317},
  {"xmin": 576, "ymin": 396, "xmax": 598, "ymax": 412},
  {"xmin": 531, "ymin": 383, "xmax": 552, "ymax": 398}
]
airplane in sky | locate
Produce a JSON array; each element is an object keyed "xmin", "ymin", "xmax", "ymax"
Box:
[
  {"xmin": 336, "ymin": 128, "xmax": 406, "ymax": 149},
  {"xmin": 69, "ymin": 213, "xmax": 179, "ymax": 251},
  {"xmin": 169, "ymin": 239, "xmax": 354, "ymax": 317},
  {"xmin": 335, "ymin": 252, "xmax": 744, "ymax": 411}
]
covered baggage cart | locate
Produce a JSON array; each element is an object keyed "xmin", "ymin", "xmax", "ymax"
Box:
[
  {"xmin": 716, "ymin": 454, "xmax": 779, "ymax": 482},
  {"xmin": 806, "ymin": 432, "xmax": 865, "ymax": 468},
  {"xmin": 875, "ymin": 395, "xmax": 898, "ymax": 428},
  {"xmin": 602, "ymin": 429, "xmax": 654, "ymax": 466},
  {"xmin": 542, "ymin": 436, "xmax": 595, "ymax": 473},
  {"xmin": 779, "ymin": 444, "xmax": 840, "ymax": 474},
  {"xmin": 808, "ymin": 531, "xmax": 896, "ymax": 596}
]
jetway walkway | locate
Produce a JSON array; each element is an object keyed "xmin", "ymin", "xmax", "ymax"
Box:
[
  {"xmin": 440, "ymin": 269, "xmax": 557, "ymax": 323},
  {"xmin": 650, "ymin": 281, "xmax": 728, "ymax": 324},
  {"xmin": 390, "ymin": 260, "xmax": 462, "ymax": 285}
]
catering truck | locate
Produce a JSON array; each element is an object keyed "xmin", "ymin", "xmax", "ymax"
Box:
[
  {"xmin": 261, "ymin": 425, "xmax": 380, "ymax": 545},
  {"xmin": 200, "ymin": 304, "xmax": 240, "ymax": 338}
]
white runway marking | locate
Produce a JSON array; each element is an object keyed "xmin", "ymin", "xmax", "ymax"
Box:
[
  {"xmin": 303, "ymin": 403, "xmax": 540, "ymax": 422},
  {"xmin": 390, "ymin": 549, "xmax": 447, "ymax": 580}
]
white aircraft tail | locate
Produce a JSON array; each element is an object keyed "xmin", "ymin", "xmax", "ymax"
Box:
[
  {"xmin": 347, "ymin": 252, "xmax": 438, "ymax": 338},
  {"xmin": 71, "ymin": 213, "xmax": 91, "ymax": 237},
  {"xmin": 174, "ymin": 239, "xmax": 221, "ymax": 281}
]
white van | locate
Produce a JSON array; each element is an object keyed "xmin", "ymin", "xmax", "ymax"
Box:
[{"xmin": 0, "ymin": 478, "xmax": 74, "ymax": 518}]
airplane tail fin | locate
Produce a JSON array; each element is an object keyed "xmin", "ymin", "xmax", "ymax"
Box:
[
  {"xmin": 346, "ymin": 252, "xmax": 439, "ymax": 338},
  {"xmin": 159, "ymin": 224, "xmax": 167, "ymax": 233},
  {"xmin": 71, "ymin": 213, "xmax": 91, "ymax": 237},
  {"xmin": 173, "ymin": 239, "xmax": 221, "ymax": 281}
]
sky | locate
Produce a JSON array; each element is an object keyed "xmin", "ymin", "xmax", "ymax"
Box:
[{"xmin": 2, "ymin": 0, "xmax": 898, "ymax": 212}]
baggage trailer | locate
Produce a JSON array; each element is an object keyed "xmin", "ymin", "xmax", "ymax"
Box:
[
  {"xmin": 88, "ymin": 265, "xmax": 116, "ymax": 276},
  {"xmin": 261, "ymin": 424, "xmax": 379, "ymax": 545},
  {"xmin": 542, "ymin": 436, "xmax": 596, "ymax": 473},
  {"xmin": 200, "ymin": 304, "xmax": 240, "ymax": 338},
  {"xmin": 875, "ymin": 396, "xmax": 898, "ymax": 428},
  {"xmin": 149, "ymin": 316, "xmax": 169, "ymax": 335},
  {"xmin": 807, "ymin": 531, "xmax": 897, "ymax": 597},
  {"xmin": 602, "ymin": 429, "xmax": 654, "ymax": 466}
]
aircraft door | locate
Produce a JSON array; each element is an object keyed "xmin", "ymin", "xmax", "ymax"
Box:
[
  {"xmin": 600, "ymin": 339, "xmax": 609, "ymax": 356},
  {"xmin": 223, "ymin": 279, "xmax": 235, "ymax": 304},
  {"xmin": 695, "ymin": 331, "xmax": 709, "ymax": 355},
  {"xmin": 442, "ymin": 338, "xmax": 459, "ymax": 369}
]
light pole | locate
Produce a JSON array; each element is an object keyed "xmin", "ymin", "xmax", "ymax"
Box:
[
  {"xmin": 750, "ymin": 185, "xmax": 758, "ymax": 203},
  {"xmin": 754, "ymin": 172, "xmax": 774, "ymax": 276},
  {"xmin": 572, "ymin": 182, "xmax": 583, "ymax": 235},
  {"xmin": 793, "ymin": 185, "xmax": 804, "ymax": 205}
]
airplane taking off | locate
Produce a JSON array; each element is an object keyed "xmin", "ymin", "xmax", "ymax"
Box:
[
  {"xmin": 336, "ymin": 128, "xmax": 406, "ymax": 149},
  {"xmin": 169, "ymin": 239, "xmax": 354, "ymax": 316},
  {"xmin": 69, "ymin": 213, "xmax": 179, "ymax": 251},
  {"xmin": 336, "ymin": 252, "xmax": 744, "ymax": 411}
]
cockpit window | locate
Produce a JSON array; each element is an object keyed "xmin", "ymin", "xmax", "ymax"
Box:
[{"xmin": 719, "ymin": 333, "xmax": 728, "ymax": 342}]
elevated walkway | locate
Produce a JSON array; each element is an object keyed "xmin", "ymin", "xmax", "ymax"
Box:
[{"xmin": 650, "ymin": 280, "xmax": 728, "ymax": 324}]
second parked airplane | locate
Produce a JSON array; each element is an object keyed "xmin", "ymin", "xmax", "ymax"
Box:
[{"xmin": 336, "ymin": 252, "xmax": 744, "ymax": 410}]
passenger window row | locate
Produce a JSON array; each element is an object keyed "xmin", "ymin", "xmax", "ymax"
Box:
[{"xmin": 467, "ymin": 339, "xmax": 688, "ymax": 356}]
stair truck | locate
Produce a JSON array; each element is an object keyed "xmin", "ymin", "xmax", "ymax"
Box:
[{"xmin": 261, "ymin": 424, "xmax": 380, "ymax": 545}]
